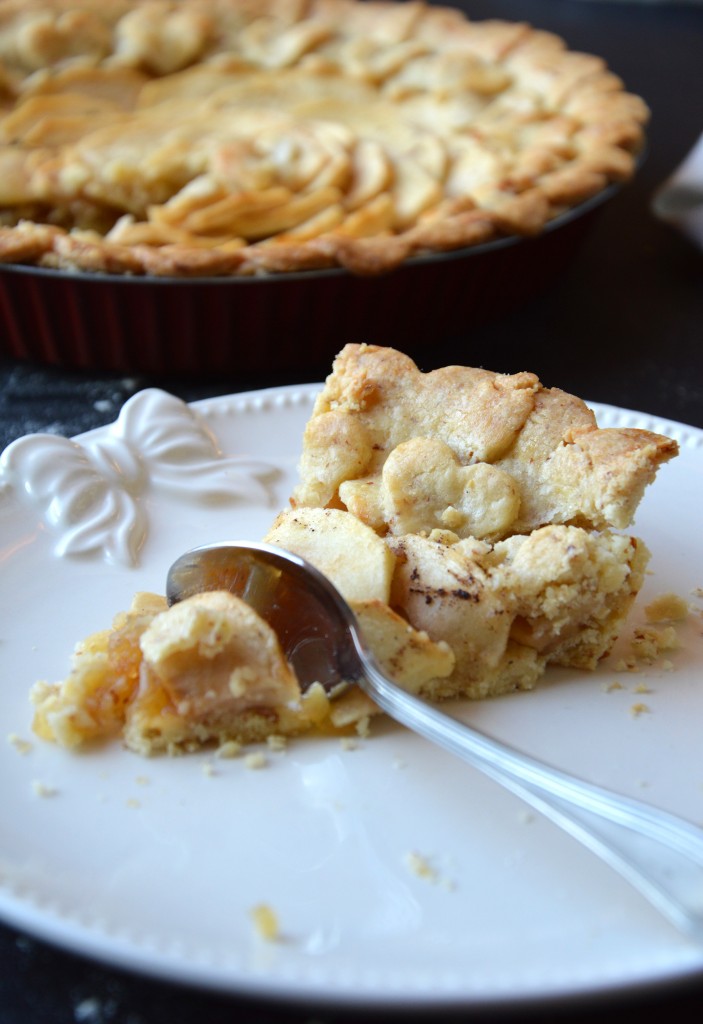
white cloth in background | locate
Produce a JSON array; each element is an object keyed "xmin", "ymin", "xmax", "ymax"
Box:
[{"xmin": 652, "ymin": 134, "xmax": 703, "ymax": 250}]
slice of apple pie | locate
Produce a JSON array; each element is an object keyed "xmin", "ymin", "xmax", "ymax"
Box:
[{"xmin": 31, "ymin": 344, "xmax": 677, "ymax": 754}]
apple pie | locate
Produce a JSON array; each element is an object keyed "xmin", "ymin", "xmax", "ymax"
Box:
[
  {"xmin": 31, "ymin": 344, "xmax": 678, "ymax": 754},
  {"xmin": 0, "ymin": 0, "xmax": 647, "ymax": 277}
]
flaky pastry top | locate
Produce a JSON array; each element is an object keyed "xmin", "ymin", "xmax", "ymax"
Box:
[
  {"xmin": 0, "ymin": 0, "xmax": 648, "ymax": 277},
  {"xmin": 292, "ymin": 344, "xmax": 678, "ymax": 539}
]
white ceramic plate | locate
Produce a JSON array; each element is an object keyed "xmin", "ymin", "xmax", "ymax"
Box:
[{"xmin": 1, "ymin": 385, "xmax": 703, "ymax": 1009}]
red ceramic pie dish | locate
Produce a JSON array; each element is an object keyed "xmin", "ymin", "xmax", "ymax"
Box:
[{"xmin": 0, "ymin": 186, "xmax": 614, "ymax": 378}]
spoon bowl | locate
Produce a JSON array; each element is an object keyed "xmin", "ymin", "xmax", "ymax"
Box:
[
  {"xmin": 167, "ymin": 540, "xmax": 703, "ymax": 941},
  {"xmin": 168, "ymin": 540, "xmax": 361, "ymax": 694}
]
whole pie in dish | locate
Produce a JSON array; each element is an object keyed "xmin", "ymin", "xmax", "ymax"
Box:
[
  {"xmin": 0, "ymin": 0, "xmax": 647, "ymax": 277},
  {"xmin": 31, "ymin": 345, "xmax": 678, "ymax": 755}
]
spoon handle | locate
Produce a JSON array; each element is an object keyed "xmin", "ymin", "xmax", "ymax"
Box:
[{"xmin": 358, "ymin": 653, "xmax": 703, "ymax": 941}]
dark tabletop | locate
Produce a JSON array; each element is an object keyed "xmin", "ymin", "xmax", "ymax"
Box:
[{"xmin": 1, "ymin": 1, "xmax": 703, "ymax": 1022}]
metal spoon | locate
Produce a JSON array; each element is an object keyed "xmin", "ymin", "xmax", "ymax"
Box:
[{"xmin": 167, "ymin": 540, "xmax": 703, "ymax": 941}]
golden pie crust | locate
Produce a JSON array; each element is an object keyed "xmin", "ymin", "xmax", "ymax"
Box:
[
  {"xmin": 0, "ymin": 0, "xmax": 648, "ymax": 277},
  {"xmin": 292, "ymin": 344, "xmax": 678, "ymax": 538}
]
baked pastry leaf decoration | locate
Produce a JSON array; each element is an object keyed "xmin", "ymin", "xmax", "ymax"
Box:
[{"xmin": 292, "ymin": 344, "xmax": 678, "ymax": 539}]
